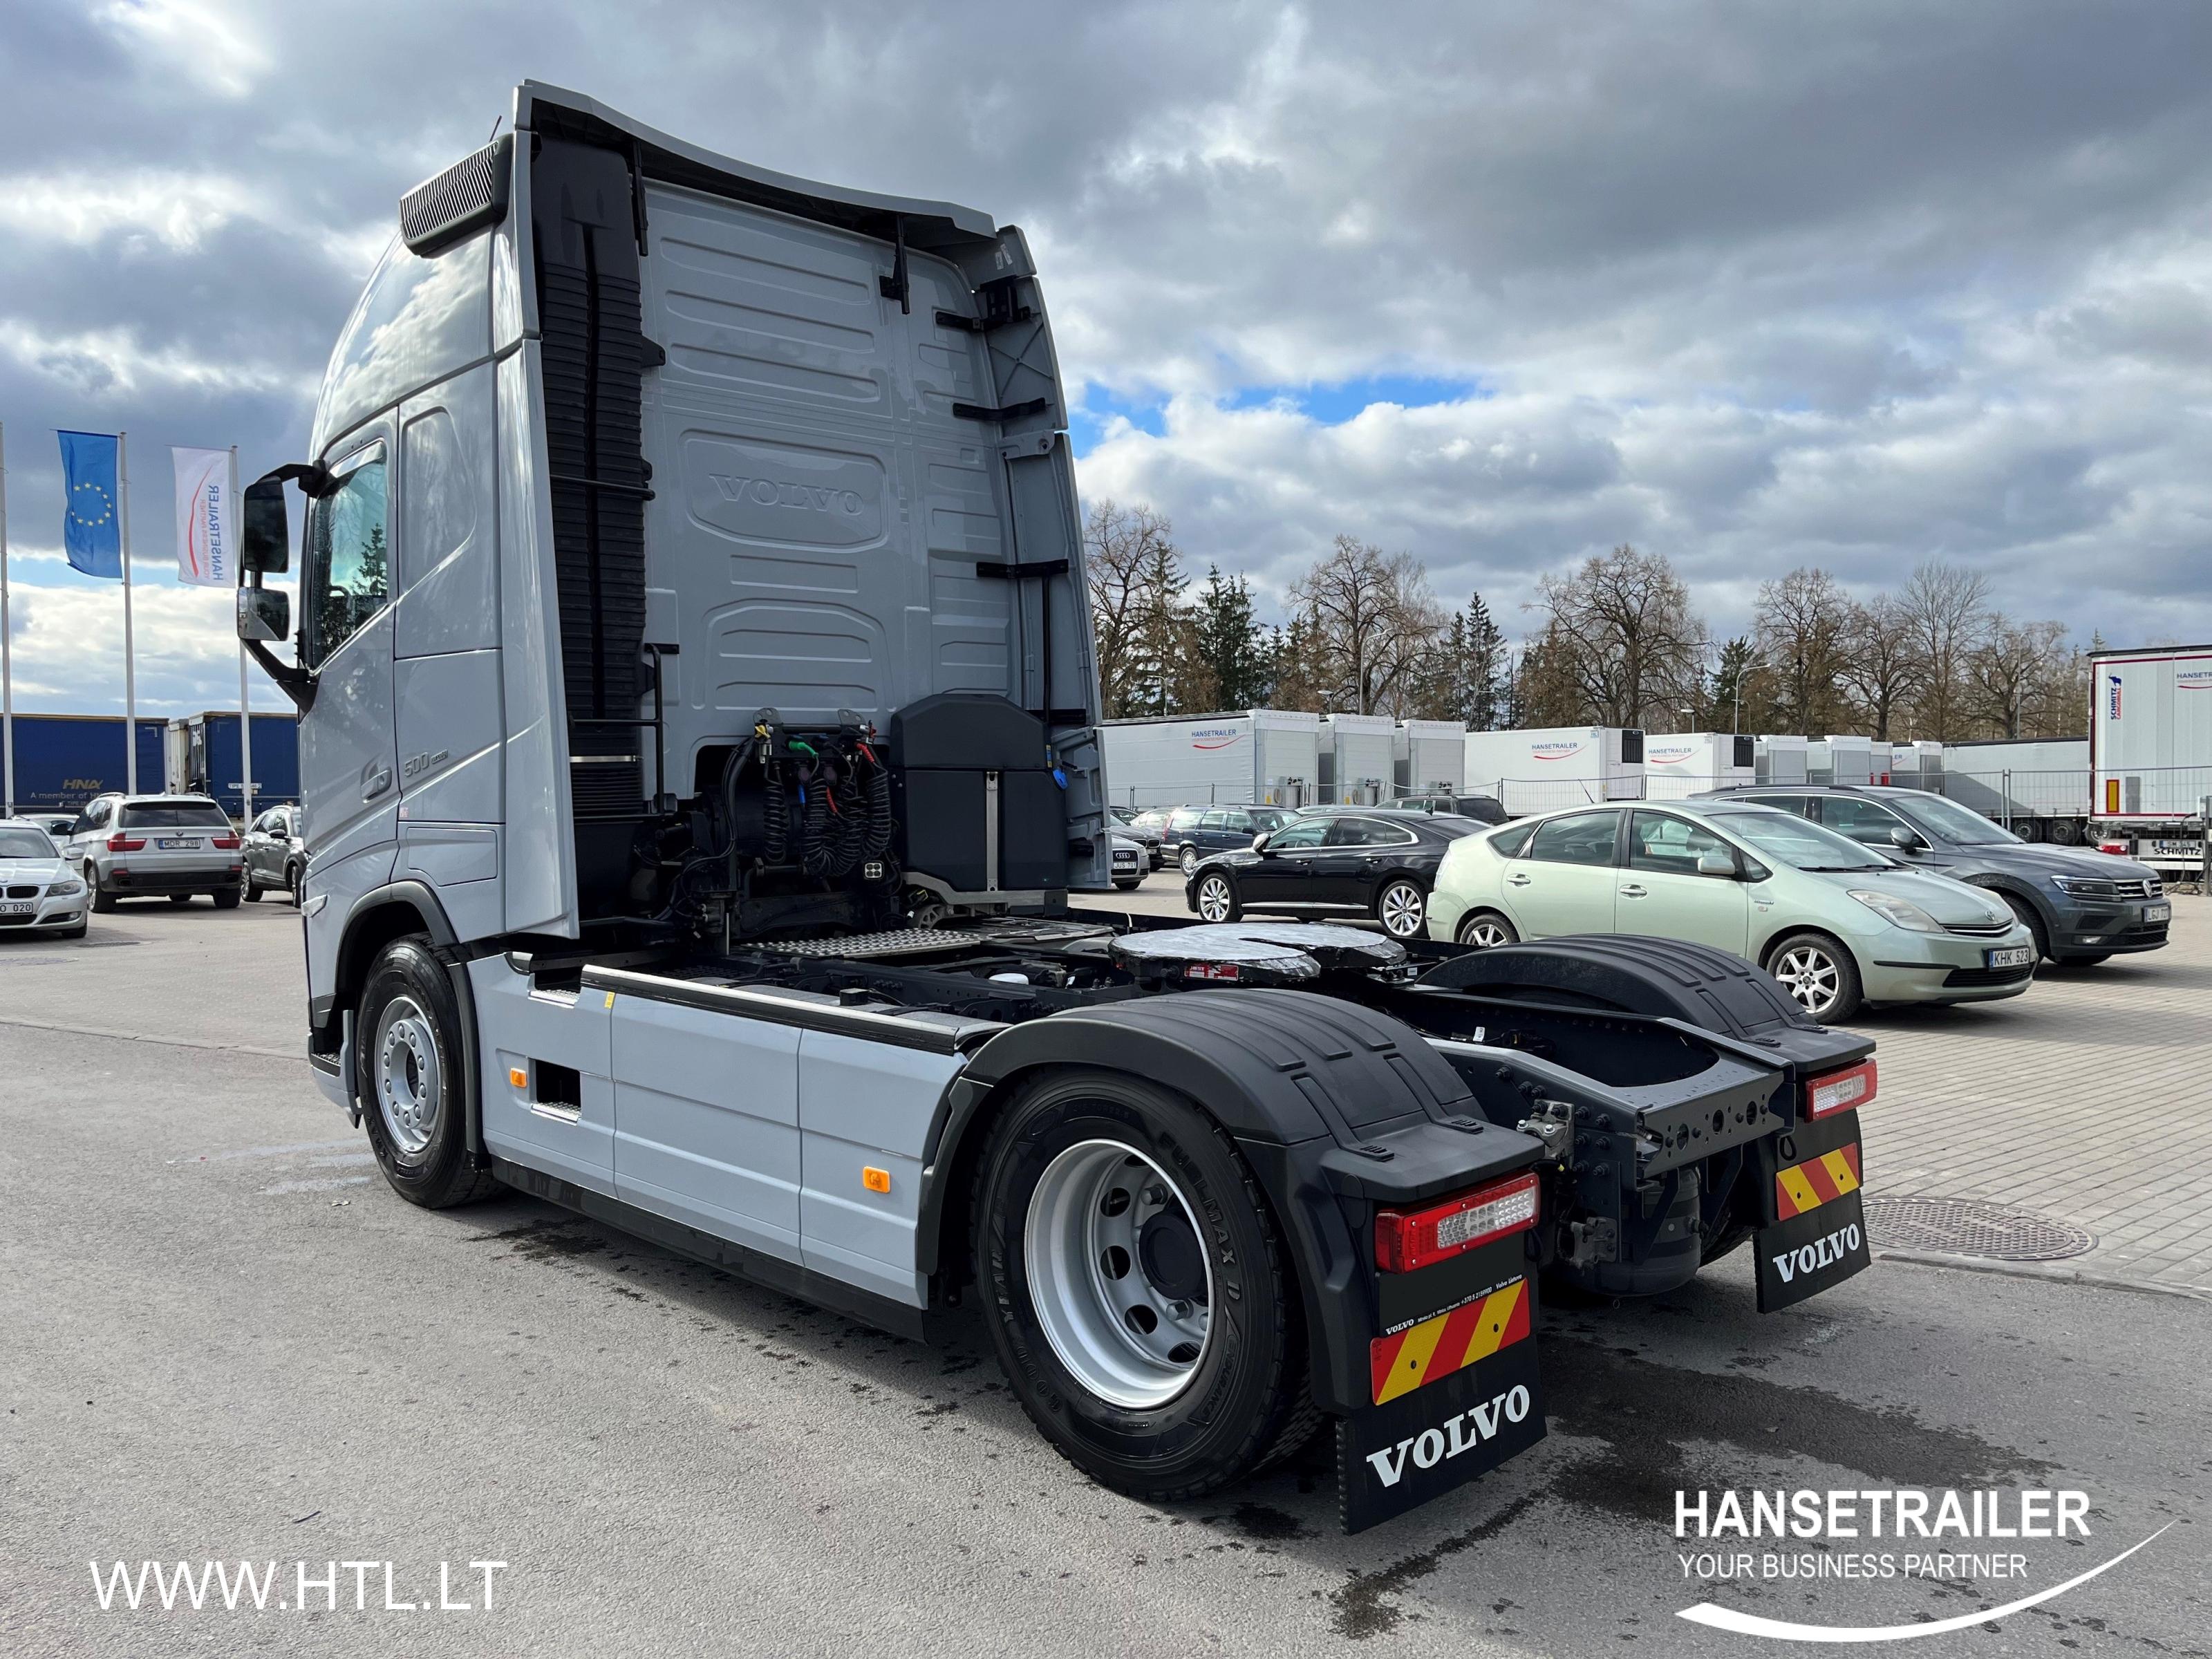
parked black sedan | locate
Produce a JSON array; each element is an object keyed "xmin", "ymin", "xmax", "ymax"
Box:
[{"xmin": 1183, "ymin": 807, "xmax": 1488, "ymax": 939}]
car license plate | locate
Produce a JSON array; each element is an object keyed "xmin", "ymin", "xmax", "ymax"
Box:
[
  {"xmin": 2145, "ymin": 903, "xmax": 2171, "ymax": 924},
  {"xmin": 1987, "ymin": 946, "xmax": 2034, "ymax": 968},
  {"xmin": 158, "ymin": 838, "xmax": 200, "ymax": 850},
  {"xmin": 0, "ymin": 900, "xmax": 32, "ymax": 917}
]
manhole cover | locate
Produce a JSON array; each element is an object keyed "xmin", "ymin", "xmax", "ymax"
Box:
[{"xmin": 1863, "ymin": 1196, "xmax": 2095, "ymax": 1262}]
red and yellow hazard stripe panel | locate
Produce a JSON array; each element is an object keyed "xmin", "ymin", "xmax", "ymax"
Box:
[
  {"xmin": 1369, "ymin": 1278, "xmax": 1531, "ymax": 1406},
  {"xmin": 1774, "ymin": 1141, "xmax": 1862, "ymax": 1219}
]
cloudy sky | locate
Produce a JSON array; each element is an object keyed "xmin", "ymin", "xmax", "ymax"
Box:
[{"xmin": 3, "ymin": 0, "xmax": 2209, "ymax": 718}]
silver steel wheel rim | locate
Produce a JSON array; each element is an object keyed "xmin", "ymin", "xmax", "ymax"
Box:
[
  {"xmin": 1380, "ymin": 882, "xmax": 1423, "ymax": 937},
  {"xmin": 1197, "ymin": 877, "xmax": 1233, "ymax": 921},
  {"xmin": 1774, "ymin": 946, "xmax": 1841, "ymax": 1015},
  {"xmin": 374, "ymin": 995, "xmax": 442, "ymax": 1161},
  {"xmin": 1025, "ymin": 1138, "xmax": 1213, "ymax": 1409},
  {"xmin": 1180, "ymin": 845, "xmax": 1197, "ymax": 873},
  {"xmin": 1463, "ymin": 916, "xmax": 1512, "ymax": 948}
]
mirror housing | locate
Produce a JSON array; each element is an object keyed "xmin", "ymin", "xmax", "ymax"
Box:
[
  {"xmin": 1696, "ymin": 849, "xmax": 1738, "ymax": 878},
  {"xmin": 241, "ymin": 476, "xmax": 292, "ymax": 575},
  {"xmin": 1888, "ymin": 825, "xmax": 1926, "ymax": 851},
  {"xmin": 1251, "ymin": 832, "xmax": 1273, "ymax": 855},
  {"xmin": 237, "ymin": 584, "xmax": 290, "ymax": 643}
]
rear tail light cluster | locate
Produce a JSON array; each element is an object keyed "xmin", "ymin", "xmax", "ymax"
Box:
[
  {"xmin": 1375, "ymin": 1170, "xmax": 1540, "ymax": 1273},
  {"xmin": 212, "ymin": 834, "xmax": 241, "ymax": 850},
  {"xmin": 106, "ymin": 834, "xmax": 145, "ymax": 852},
  {"xmin": 1806, "ymin": 1059, "xmax": 1876, "ymax": 1119}
]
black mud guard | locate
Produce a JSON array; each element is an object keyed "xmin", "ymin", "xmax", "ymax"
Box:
[
  {"xmin": 926, "ymin": 989, "xmax": 1549, "ymax": 1427},
  {"xmin": 1754, "ymin": 1106, "xmax": 1871, "ymax": 1310}
]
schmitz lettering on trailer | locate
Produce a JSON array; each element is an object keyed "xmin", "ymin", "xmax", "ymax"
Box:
[{"xmin": 1770, "ymin": 1220, "xmax": 1863, "ymax": 1286}]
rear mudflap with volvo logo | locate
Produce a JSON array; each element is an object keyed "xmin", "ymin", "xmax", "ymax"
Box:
[
  {"xmin": 1754, "ymin": 1107, "xmax": 1871, "ymax": 1311},
  {"xmin": 1338, "ymin": 1239, "xmax": 1546, "ymax": 1533}
]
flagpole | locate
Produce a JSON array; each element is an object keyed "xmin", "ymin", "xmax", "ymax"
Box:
[
  {"xmin": 119, "ymin": 430, "xmax": 136, "ymax": 794},
  {"xmin": 231, "ymin": 445, "xmax": 252, "ymax": 825},
  {"xmin": 1, "ymin": 421, "xmax": 13, "ymax": 820}
]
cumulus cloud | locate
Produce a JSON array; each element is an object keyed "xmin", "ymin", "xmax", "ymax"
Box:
[{"xmin": 0, "ymin": 0, "xmax": 2207, "ymax": 718}]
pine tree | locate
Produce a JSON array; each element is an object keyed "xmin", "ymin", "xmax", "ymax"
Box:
[{"xmin": 1191, "ymin": 566, "xmax": 1271, "ymax": 711}]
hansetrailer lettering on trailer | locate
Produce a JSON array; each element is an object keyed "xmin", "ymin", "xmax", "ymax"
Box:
[{"xmin": 234, "ymin": 83, "xmax": 1876, "ymax": 1533}]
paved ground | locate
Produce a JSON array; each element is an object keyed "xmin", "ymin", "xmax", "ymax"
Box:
[
  {"xmin": 1114, "ymin": 870, "xmax": 2212, "ymax": 1294},
  {"xmin": 3, "ymin": 894, "xmax": 2209, "ymax": 1657}
]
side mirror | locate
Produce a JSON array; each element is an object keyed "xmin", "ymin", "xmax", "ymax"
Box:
[
  {"xmin": 1696, "ymin": 849, "xmax": 1738, "ymax": 879},
  {"xmin": 1888, "ymin": 825, "xmax": 1925, "ymax": 851},
  {"xmin": 241, "ymin": 476, "xmax": 292, "ymax": 575},
  {"xmin": 237, "ymin": 584, "xmax": 290, "ymax": 643},
  {"xmin": 1251, "ymin": 832, "xmax": 1273, "ymax": 855}
]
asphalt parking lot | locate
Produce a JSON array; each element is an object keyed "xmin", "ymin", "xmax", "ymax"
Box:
[{"xmin": 3, "ymin": 894, "xmax": 2208, "ymax": 1656}]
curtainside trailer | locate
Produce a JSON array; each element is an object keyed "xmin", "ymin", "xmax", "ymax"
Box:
[
  {"xmin": 232, "ymin": 85, "xmax": 1875, "ymax": 1533},
  {"xmin": 163, "ymin": 711, "xmax": 301, "ymax": 818},
  {"xmin": 1, "ymin": 713, "xmax": 165, "ymax": 814}
]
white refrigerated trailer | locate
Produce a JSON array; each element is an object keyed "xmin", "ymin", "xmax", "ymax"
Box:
[
  {"xmin": 1755, "ymin": 734, "xmax": 1809, "ymax": 785},
  {"xmin": 1882, "ymin": 740, "xmax": 1943, "ymax": 789},
  {"xmin": 1641, "ymin": 732, "xmax": 1754, "ymax": 800},
  {"xmin": 2090, "ymin": 645, "xmax": 2212, "ymax": 868},
  {"xmin": 1318, "ymin": 713, "xmax": 1396, "ymax": 805},
  {"xmin": 1808, "ymin": 735, "xmax": 1875, "ymax": 787},
  {"xmin": 1462, "ymin": 727, "xmax": 1644, "ymax": 816},
  {"xmin": 1393, "ymin": 719, "xmax": 1467, "ymax": 798},
  {"xmin": 1098, "ymin": 709, "xmax": 1321, "ymax": 809}
]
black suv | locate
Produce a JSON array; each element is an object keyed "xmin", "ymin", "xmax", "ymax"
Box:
[{"xmin": 1698, "ymin": 784, "xmax": 2168, "ymax": 965}]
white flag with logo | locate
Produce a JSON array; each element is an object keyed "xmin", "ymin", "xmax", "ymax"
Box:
[{"xmin": 169, "ymin": 446, "xmax": 236, "ymax": 586}]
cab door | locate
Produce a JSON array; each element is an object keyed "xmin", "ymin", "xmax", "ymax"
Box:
[
  {"xmin": 1620, "ymin": 811, "xmax": 1750, "ymax": 953},
  {"xmin": 1501, "ymin": 809, "xmax": 1623, "ymax": 936}
]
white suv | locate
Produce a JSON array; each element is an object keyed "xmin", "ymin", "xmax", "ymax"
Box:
[{"xmin": 62, "ymin": 794, "xmax": 246, "ymax": 910}]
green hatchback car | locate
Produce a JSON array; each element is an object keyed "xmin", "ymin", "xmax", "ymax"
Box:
[{"xmin": 1427, "ymin": 800, "xmax": 2040, "ymax": 1022}]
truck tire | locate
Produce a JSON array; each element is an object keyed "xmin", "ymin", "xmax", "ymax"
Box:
[
  {"xmin": 2049, "ymin": 818, "xmax": 2084, "ymax": 847},
  {"xmin": 1192, "ymin": 871, "xmax": 1241, "ymax": 923},
  {"xmin": 972, "ymin": 1069, "xmax": 1314, "ymax": 1501},
  {"xmin": 356, "ymin": 936, "xmax": 500, "ymax": 1209},
  {"xmin": 1763, "ymin": 930, "xmax": 1862, "ymax": 1022}
]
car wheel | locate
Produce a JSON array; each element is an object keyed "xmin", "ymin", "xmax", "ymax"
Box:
[
  {"xmin": 1375, "ymin": 877, "xmax": 1426, "ymax": 939},
  {"xmin": 1179, "ymin": 844, "xmax": 1199, "ymax": 875},
  {"xmin": 971, "ymin": 1068, "xmax": 1317, "ymax": 1500},
  {"xmin": 59, "ymin": 921, "xmax": 88, "ymax": 940},
  {"xmin": 1456, "ymin": 910, "xmax": 1519, "ymax": 949},
  {"xmin": 1996, "ymin": 894, "xmax": 2053, "ymax": 962},
  {"xmin": 1765, "ymin": 931, "xmax": 1862, "ymax": 1022},
  {"xmin": 286, "ymin": 862, "xmax": 304, "ymax": 906},
  {"xmin": 1193, "ymin": 872, "xmax": 1241, "ymax": 923},
  {"xmin": 89, "ymin": 869, "xmax": 117, "ymax": 914},
  {"xmin": 244, "ymin": 870, "xmax": 263, "ymax": 902},
  {"xmin": 1114, "ymin": 879, "xmax": 1141, "ymax": 892},
  {"xmin": 212, "ymin": 888, "xmax": 242, "ymax": 910},
  {"xmin": 169, "ymin": 893, "xmax": 193, "ymax": 907},
  {"xmin": 356, "ymin": 937, "xmax": 501, "ymax": 1209}
]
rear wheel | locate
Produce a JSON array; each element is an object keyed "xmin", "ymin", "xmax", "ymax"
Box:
[
  {"xmin": 89, "ymin": 869, "xmax": 116, "ymax": 914},
  {"xmin": 285, "ymin": 862, "xmax": 304, "ymax": 906},
  {"xmin": 356, "ymin": 937, "xmax": 500, "ymax": 1208},
  {"xmin": 2014, "ymin": 818, "xmax": 2045, "ymax": 843},
  {"xmin": 169, "ymin": 893, "xmax": 193, "ymax": 907},
  {"xmin": 973, "ymin": 1070, "xmax": 1315, "ymax": 1500},
  {"xmin": 211, "ymin": 889, "xmax": 241, "ymax": 911},
  {"xmin": 1375, "ymin": 877, "xmax": 1427, "ymax": 939},
  {"xmin": 2049, "ymin": 818, "xmax": 2085, "ymax": 847},
  {"xmin": 1764, "ymin": 931, "xmax": 1862, "ymax": 1022},
  {"xmin": 1193, "ymin": 872, "xmax": 1241, "ymax": 923},
  {"xmin": 1456, "ymin": 909, "xmax": 1519, "ymax": 948},
  {"xmin": 244, "ymin": 869, "xmax": 263, "ymax": 902},
  {"xmin": 1178, "ymin": 843, "xmax": 1199, "ymax": 875}
]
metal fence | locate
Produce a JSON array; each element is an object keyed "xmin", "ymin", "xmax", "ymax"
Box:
[{"xmin": 1939, "ymin": 766, "xmax": 2212, "ymax": 827}]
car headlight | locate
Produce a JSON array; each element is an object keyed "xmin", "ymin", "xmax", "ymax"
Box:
[
  {"xmin": 50, "ymin": 878, "xmax": 85, "ymax": 897},
  {"xmin": 2050, "ymin": 875, "xmax": 2118, "ymax": 898},
  {"xmin": 1847, "ymin": 889, "xmax": 1944, "ymax": 932}
]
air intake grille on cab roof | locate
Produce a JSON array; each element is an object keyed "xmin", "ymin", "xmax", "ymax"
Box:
[{"xmin": 399, "ymin": 134, "xmax": 513, "ymax": 257}]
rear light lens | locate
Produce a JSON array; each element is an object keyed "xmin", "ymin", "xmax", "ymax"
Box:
[
  {"xmin": 1806, "ymin": 1059, "xmax": 1876, "ymax": 1119},
  {"xmin": 1375, "ymin": 1170, "xmax": 1540, "ymax": 1273},
  {"xmin": 107, "ymin": 834, "xmax": 145, "ymax": 852},
  {"xmin": 212, "ymin": 834, "xmax": 241, "ymax": 850}
]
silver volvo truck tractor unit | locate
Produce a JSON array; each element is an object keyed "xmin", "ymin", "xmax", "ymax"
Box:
[{"xmin": 237, "ymin": 86, "xmax": 1874, "ymax": 1533}]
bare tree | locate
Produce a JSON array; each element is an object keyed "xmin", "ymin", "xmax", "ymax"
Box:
[
  {"xmin": 1897, "ymin": 561, "xmax": 1992, "ymax": 740},
  {"xmin": 1965, "ymin": 619, "xmax": 2068, "ymax": 740},
  {"xmin": 1531, "ymin": 545, "xmax": 1706, "ymax": 727},
  {"xmin": 1083, "ymin": 500, "xmax": 1191, "ymax": 718},
  {"xmin": 1754, "ymin": 568, "xmax": 1854, "ymax": 733},
  {"xmin": 1290, "ymin": 536, "xmax": 1445, "ymax": 715},
  {"xmin": 1836, "ymin": 594, "xmax": 1927, "ymax": 741}
]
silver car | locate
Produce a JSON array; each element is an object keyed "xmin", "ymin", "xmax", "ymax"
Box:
[
  {"xmin": 242, "ymin": 803, "xmax": 306, "ymax": 903},
  {"xmin": 0, "ymin": 821, "xmax": 89, "ymax": 939},
  {"xmin": 63, "ymin": 794, "xmax": 246, "ymax": 910}
]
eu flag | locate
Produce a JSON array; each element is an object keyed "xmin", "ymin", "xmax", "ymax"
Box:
[{"xmin": 59, "ymin": 429, "xmax": 123, "ymax": 579}]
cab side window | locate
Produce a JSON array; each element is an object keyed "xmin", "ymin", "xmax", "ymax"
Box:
[
  {"xmin": 1526, "ymin": 811, "xmax": 1620, "ymax": 867},
  {"xmin": 1268, "ymin": 818, "xmax": 1329, "ymax": 851},
  {"xmin": 1629, "ymin": 812, "xmax": 1727, "ymax": 874},
  {"xmin": 306, "ymin": 449, "xmax": 390, "ymax": 668},
  {"xmin": 1819, "ymin": 797, "xmax": 1905, "ymax": 846}
]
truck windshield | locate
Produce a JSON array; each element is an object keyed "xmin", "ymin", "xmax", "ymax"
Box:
[
  {"xmin": 1895, "ymin": 794, "xmax": 2021, "ymax": 846},
  {"xmin": 0, "ymin": 828, "xmax": 57, "ymax": 858},
  {"xmin": 1717, "ymin": 811, "xmax": 1890, "ymax": 872}
]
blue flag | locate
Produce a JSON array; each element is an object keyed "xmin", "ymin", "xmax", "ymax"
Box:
[{"xmin": 59, "ymin": 429, "xmax": 124, "ymax": 579}]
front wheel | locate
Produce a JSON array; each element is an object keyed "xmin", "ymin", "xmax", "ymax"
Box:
[
  {"xmin": 1765, "ymin": 931, "xmax": 1862, "ymax": 1022},
  {"xmin": 1375, "ymin": 877, "xmax": 1427, "ymax": 939},
  {"xmin": 89, "ymin": 869, "xmax": 117, "ymax": 914},
  {"xmin": 211, "ymin": 889, "xmax": 241, "ymax": 910},
  {"xmin": 356, "ymin": 937, "xmax": 500, "ymax": 1208},
  {"xmin": 1456, "ymin": 909, "xmax": 1519, "ymax": 948},
  {"xmin": 973, "ymin": 1070, "xmax": 1315, "ymax": 1501},
  {"xmin": 1192, "ymin": 871, "xmax": 1241, "ymax": 923},
  {"xmin": 285, "ymin": 863, "xmax": 304, "ymax": 906},
  {"xmin": 243, "ymin": 870, "xmax": 263, "ymax": 902},
  {"xmin": 1178, "ymin": 844, "xmax": 1199, "ymax": 875}
]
